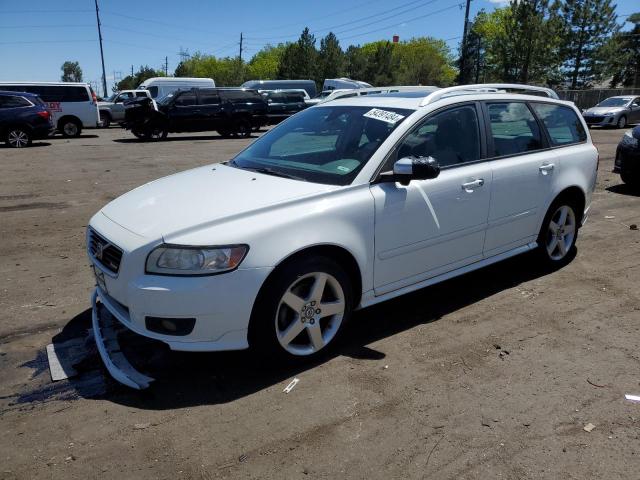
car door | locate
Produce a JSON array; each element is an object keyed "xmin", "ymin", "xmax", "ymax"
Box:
[
  {"xmin": 370, "ymin": 103, "xmax": 492, "ymax": 295},
  {"xmin": 482, "ymin": 101, "xmax": 554, "ymax": 257},
  {"xmin": 111, "ymin": 92, "xmax": 133, "ymax": 121},
  {"xmin": 630, "ymin": 97, "xmax": 640, "ymax": 123},
  {"xmin": 197, "ymin": 89, "xmax": 222, "ymax": 131},
  {"xmin": 168, "ymin": 90, "xmax": 199, "ymax": 131}
]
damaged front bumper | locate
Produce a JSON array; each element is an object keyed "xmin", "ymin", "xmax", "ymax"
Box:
[{"xmin": 91, "ymin": 288, "xmax": 154, "ymax": 390}]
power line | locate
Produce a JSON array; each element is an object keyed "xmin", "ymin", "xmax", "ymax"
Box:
[
  {"xmin": 0, "ymin": 24, "xmax": 93, "ymax": 28},
  {"xmin": 0, "ymin": 39, "xmax": 95, "ymax": 45},
  {"xmin": 245, "ymin": 0, "xmax": 437, "ymax": 41}
]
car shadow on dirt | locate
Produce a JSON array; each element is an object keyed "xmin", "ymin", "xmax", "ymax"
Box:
[
  {"xmin": 50, "ymin": 248, "xmax": 574, "ymax": 410},
  {"xmin": 606, "ymin": 184, "xmax": 640, "ymax": 197},
  {"xmin": 0, "ymin": 142, "xmax": 52, "ymax": 149}
]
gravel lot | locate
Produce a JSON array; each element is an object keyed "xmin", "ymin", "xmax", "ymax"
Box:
[{"xmin": 0, "ymin": 125, "xmax": 639, "ymax": 479}]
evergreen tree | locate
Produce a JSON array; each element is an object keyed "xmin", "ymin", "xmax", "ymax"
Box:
[
  {"xmin": 318, "ymin": 33, "xmax": 344, "ymax": 83},
  {"xmin": 560, "ymin": 0, "xmax": 618, "ymax": 88},
  {"xmin": 277, "ymin": 28, "xmax": 318, "ymax": 81},
  {"xmin": 61, "ymin": 61, "xmax": 83, "ymax": 82},
  {"xmin": 344, "ymin": 45, "xmax": 368, "ymax": 81},
  {"xmin": 605, "ymin": 12, "xmax": 640, "ymax": 87}
]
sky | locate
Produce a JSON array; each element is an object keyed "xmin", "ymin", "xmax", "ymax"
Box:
[{"xmin": 0, "ymin": 0, "xmax": 637, "ymax": 95}]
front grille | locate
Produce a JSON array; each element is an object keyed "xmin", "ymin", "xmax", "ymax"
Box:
[
  {"xmin": 585, "ymin": 116, "xmax": 604, "ymax": 124},
  {"xmin": 88, "ymin": 229, "xmax": 123, "ymax": 274}
]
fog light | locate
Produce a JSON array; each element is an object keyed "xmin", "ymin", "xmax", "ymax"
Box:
[{"xmin": 145, "ymin": 316, "xmax": 196, "ymax": 336}]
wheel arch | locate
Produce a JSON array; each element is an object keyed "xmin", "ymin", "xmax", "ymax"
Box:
[
  {"xmin": 99, "ymin": 109, "xmax": 112, "ymax": 120},
  {"xmin": 57, "ymin": 114, "xmax": 82, "ymax": 130},
  {"xmin": 258, "ymin": 243, "xmax": 363, "ymax": 310},
  {"xmin": 548, "ymin": 185, "xmax": 586, "ymax": 226}
]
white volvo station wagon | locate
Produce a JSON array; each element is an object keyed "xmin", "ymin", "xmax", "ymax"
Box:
[{"xmin": 87, "ymin": 84, "xmax": 598, "ymax": 388}]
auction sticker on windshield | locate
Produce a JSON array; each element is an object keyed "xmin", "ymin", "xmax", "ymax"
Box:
[{"xmin": 363, "ymin": 108, "xmax": 405, "ymax": 124}]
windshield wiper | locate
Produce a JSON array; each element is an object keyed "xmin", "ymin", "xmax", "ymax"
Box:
[{"xmin": 242, "ymin": 166, "xmax": 307, "ymax": 182}]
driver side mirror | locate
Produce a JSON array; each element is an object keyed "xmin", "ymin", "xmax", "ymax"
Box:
[{"xmin": 380, "ymin": 156, "xmax": 441, "ymax": 186}]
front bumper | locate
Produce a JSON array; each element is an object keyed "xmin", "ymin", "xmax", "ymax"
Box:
[
  {"xmin": 614, "ymin": 143, "xmax": 640, "ymax": 175},
  {"xmin": 582, "ymin": 114, "xmax": 618, "ymax": 127}
]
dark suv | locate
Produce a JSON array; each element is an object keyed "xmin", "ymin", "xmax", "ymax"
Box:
[
  {"xmin": 263, "ymin": 90, "xmax": 308, "ymax": 124},
  {"xmin": 123, "ymin": 88, "xmax": 268, "ymax": 140},
  {"xmin": 0, "ymin": 90, "xmax": 54, "ymax": 147}
]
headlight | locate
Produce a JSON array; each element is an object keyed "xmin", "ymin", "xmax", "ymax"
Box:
[
  {"xmin": 146, "ymin": 245, "xmax": 248, "ymax": 276},
  {"xmin": 622, "ymin": 130, "xmax": 638, "ymax": 147}
]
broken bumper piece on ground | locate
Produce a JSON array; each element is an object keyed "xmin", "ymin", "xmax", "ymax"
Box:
[{"xmin": 91, "ymin": 289, "xmax": 154, "ymax": 390}]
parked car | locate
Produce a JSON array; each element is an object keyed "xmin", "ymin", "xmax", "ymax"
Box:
[
  {"xmin": 614, "ymin": 126, "xmax": 640, "ymax": 186},
  {"xmin": 98, "ymin": 90, "xmax": 152, "ymax": 127},
  {"xmin": 0, "ymin": 82, "xmax": 98, "ymax": 137},
  {"xmin": 305, "ymin": 89, "xmax": 351, "ymax": 106},
  {"xmin": 122, "ymin": 87, "xmax": 267, "ymax": 140},
  {"xmin": 309, "ymin": 86, "xmax": 440, "ymax": 106},
  {"xmin": 0, "ymin": 90, "xmax": 54, "ymax": 147},
  {"xmin": 582, "ymin": 95, "xmax": 640, "ymax": 129},
  {"xmin": 323, "ymin": 78, "xmax": 372, "ymax": 91},
  {"xmin": 137, "ymin": 77, "xmax": 215, "ymax": 100},
  {"xmin": 262, "ymin": 90, "xmax": 308, "ymax": 124},
  {"xmin": 242, "ymin": 79, "xmax": 317, "ymax": 98},
  {"xmin": 87, "ymin": 83, "xmax": 597, "ymax": 389}
]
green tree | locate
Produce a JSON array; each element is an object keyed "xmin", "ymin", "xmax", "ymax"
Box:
[
  {"xmin": 115, "ymin": 66, "xmax": 163, "ymax": 92},
  {"xmin": 606, "ymin": 13, "xmax": 640, "ymax": 87},
  {"xmin": 317, "ymin": 32, "xmax": 345, "ymax": 83},
  {"xmin": 344, "ymin": 45, "xmax": 368, "ymax": 81},
  {"xmin": 363, "ymin": 41, "xmax": 397, "ymax": 86},
  {"xmin": 395, "ymin": 37, "xmax": 456, "ymax": 86},
  {"xmin": 61, "ymin": 61, "xmax": 83, "ymax": 82},
  {"xmin": 560, "ymin": 0, "xmax": 618, "ymax": 88},
  {"xmin": 247, "ymin": 44, "xmax": 287, "ymax": 79},
  {"xmin": 277, "ymin": 28, "xmax": 318, "ymax": 81}
]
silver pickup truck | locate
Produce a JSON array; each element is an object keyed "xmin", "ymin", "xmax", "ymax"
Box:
[{"xmin": 98, "ymin": 90, "xmax": 151, "ymax": 127}]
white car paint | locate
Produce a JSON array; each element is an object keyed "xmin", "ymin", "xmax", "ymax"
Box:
[
  {"xmin": 98, "ymin": 89, "xmax": 151, "ymax": 122},
  {"xmin": 137, "ymin": 77, "xmax": 215, "ymax": 99},
  {"xmin": 88, "ymin": 84, "xmax": 598, "ymax": 388}
]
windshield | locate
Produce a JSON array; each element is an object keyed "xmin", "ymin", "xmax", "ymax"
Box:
[
  {"xmin": 104, "ymin": 94, "xmax": 116, "ymax": 102},
  {"xmin": 157, "ymin": 92, "xmax": 176, "ymax": 105},
  {"xmin": 597, "ymin": 97, "xmax": 631, "ymax": 107},
  {"xmin": 231, "ymin": 105, "xmax": 413, "ymax": 185}
]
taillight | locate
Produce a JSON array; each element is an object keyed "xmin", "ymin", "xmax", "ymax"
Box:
[
  {"xmin": 92, "ymin": 91, "xmax": 97, "ymax": 104},
  {"xmin": 37, "ymin": 110, "xmax": 50, "ymax": 120}
]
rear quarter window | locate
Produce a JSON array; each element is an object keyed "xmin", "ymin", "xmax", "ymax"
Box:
[{"xmin": 531, "ymin": 103, "xmax": 587, "ymax": 146}]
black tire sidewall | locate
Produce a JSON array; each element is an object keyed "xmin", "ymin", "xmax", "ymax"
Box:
[
  {"xmin": 536, "ymin": 199, "xmax": 579, "ymax": 266},
  {"xmin": 249, "ymin": 256, "xmax": 354, "ymax": 360},
  {"xmin": 61, "ymin": 120, "xmax": 81, "ymax": 137},
  {"xmin": 100, "ymin": 112, "xmax": 111, "ymax": 128},
  {"xmin": 617, "ymin": 116, "xmax": 627, "ymax": 129}
]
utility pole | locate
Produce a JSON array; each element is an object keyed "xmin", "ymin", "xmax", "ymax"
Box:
[
  {"xmin": 131, "ymin": 65, "xmax": 134, "ymax": 77},
  {"xmin": 164, "ymin": 56, "xmax": 168, "ymax": 76},
  {"xmin": 239, "ymin": 32, "xmax": 243, "ymax": 62},
  {"xmin": 94, "ymin": 0, "xmax": 107, "ymax": 97},
  {"xmin": 459, "ymin": 0, "xmax": 472, "ymax": 85}
]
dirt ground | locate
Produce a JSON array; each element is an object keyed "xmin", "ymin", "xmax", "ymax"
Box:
[{"xmin": 0, "ymin": 125, "xmax": 639, "ymax": 479}]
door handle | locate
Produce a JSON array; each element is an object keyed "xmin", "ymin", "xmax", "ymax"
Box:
[
  {"xmin": 539, "ymin": 163, "xmax": 555, "ymax": 174},
  {"xmin": 461, "ymin": 179, "xmax": 485, "ymax": 191}
]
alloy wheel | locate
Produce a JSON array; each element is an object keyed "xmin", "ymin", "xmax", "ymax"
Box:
[
  {"xmin": 618, "ymin": 116, "xmax": 627, "ymax": 128},
  {"xmin": 275, "ymin": 272, "xmax": 346, "ymax": 355},
  {"xmin": 546, "ymin": 205, "xmax": 576, "ymax": 261},
  {"xmin": 8, "ymin": 129, "xmax": 29, "ymax": 148}
]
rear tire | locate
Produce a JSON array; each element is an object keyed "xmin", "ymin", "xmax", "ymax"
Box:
[
  {"xmin": 60, "ymin": 118, "xmax": 82, "ymax": 138},
  {"xmin": 249, "ymin": 256, "xmax": 353, "ymax": 360},
  {"xmin": 99, "ymin": 111, "xmax": 111, "ymax": 128},
  {"xmin": 5, "ymin": 127, "xmax": 32, "ymax": 148},
  {"xmin": 535, "ymin": 199, "xmax": 579, "ymax": 267},
  {"xmin": 236, "ymin": 119, "xmax": 252, "ymax": 138},
  {"xmin": 621, "ymin": 171, "xmax": 640, "ymax": 187},
  {"xmin": 217, "ymin": 128, "xmax": 232, "ymax": 138}
]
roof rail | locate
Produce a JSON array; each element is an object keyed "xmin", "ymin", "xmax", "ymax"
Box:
[{"xmin": 420, "ymin": 83, "xmax": 558, "ymax": 107}]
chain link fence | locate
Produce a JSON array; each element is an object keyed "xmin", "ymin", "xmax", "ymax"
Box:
[{"xmin": 557, "ymin": 88, "xmax": 640, "ymax": 110}]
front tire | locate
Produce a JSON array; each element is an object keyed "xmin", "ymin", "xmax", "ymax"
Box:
[
  {"xmin": 617, "ymin": 115, "xmax": 627, "ymax": 129},
  {"xmin": 5, "ymin": 127, "xmax": 32, "ymax": 148},
  {"xmin": 235, "ymin": 119, "xmax": 252, "ymax": 138},
  {"xmin": 536, "ymin": 200, "xmax": 578, "ymax": 266},
  {"xmin": 249, "ymin": 256, "xmax": 353, "ymax": 359},
  {"xmin": 621, "ymin": 171, "xmax": 640, "ymax": 187}
]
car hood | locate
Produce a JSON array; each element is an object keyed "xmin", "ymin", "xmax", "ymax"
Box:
[
  {"xmin": 100, "ymin": 164, "xmax": 334, "ymax": 239},
  {"xmin": 584, "ymin": 107, "xmax": 625, "ymax": 115}
]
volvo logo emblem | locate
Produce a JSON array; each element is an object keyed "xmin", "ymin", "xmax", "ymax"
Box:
[{"xmin": 95, "ymin": 242, "xmax": 104, "ymax": 261}]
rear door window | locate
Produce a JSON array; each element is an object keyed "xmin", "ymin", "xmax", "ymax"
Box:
[
  {"xmin": 1, "ymin": 95, "xmax": 32, "ymax": 108},
  {"xmin": 531, "ymin": 103, "xmax": 587, "ymax": 146},
  {"xmin": 148, "ymin": 86, "xmax": 159, "ymax": 98},
  {"xmin": 199, "ymin": 90, "xmax": 220, "ymax": 105},
  {"xmin": 487, "ymin": 102, "xmax": 543, "ymax": 157},
  {"xmin": 173, "ymin": 91, "xmax": 197, "ymax": 106}
]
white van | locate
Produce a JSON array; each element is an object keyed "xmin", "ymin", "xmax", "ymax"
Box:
[
  {"xmin": 0, "ymin": 82, "xmax": 99, "ymax": 137},
  {"xmin": 137, "ymin": 77, "xmax": 215, "ymax": 99}
]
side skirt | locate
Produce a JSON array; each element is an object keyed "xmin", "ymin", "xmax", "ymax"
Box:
[{"xmin": 358, "ymin": 242, "xmax": 538, "ymax": 310}]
